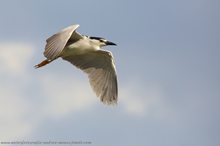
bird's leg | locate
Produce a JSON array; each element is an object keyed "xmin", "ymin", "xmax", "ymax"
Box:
[{"xmin": 34, "ymin": 59, "xmax": 52, "ymax": 68}]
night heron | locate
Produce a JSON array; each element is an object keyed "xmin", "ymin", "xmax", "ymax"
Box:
[{"xmin": 35, "ymin": 24, "xmax": 118, "ymax": 105}]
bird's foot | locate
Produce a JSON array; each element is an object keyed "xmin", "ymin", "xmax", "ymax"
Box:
[{"xmin": 34, "ymin": 59, "xmax": 51, "ymax": 68}]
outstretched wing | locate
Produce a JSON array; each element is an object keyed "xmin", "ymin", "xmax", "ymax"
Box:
[
  {"xmin": 44, "ymin": 24, "xmax": 82, "ymax": 60},
  {"xmin": 62, "ymin": 50, "xmax": 118, "ymax": 104}
]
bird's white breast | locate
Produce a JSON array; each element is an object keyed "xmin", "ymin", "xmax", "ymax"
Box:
[{"xmin": 62, "ymin": 37, "xmax": 100, "ymax": 56}]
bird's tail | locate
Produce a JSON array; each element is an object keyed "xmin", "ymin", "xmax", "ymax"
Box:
[{"xmin": 34, "ymin": 59, "xmax": 51, "ymax": 68}]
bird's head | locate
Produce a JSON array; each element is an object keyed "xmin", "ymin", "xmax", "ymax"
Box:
[{"xmin": 89, "ymin": 36, "xmax": 117, "ymax": 48}]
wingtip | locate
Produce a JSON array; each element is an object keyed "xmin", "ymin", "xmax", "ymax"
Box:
[
  {"xmin": 100, "ymin": 96, "xmax": 118, "ymax": 106},
  {"xmin": 70, "ymin": 24, "xmax": 80, "ymax": 29}
]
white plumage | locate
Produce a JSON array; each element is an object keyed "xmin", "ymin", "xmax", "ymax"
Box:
[{"xmin": 35, "ymin": 24, "xmax": 118, "ymax": 105}]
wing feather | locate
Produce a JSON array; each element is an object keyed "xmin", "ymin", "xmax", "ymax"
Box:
[
  {"xmin": 62, "ymin": 50, "xmax": 118, "ymax": 104},
  {"xmin": 44, "ymin": 24, "xmax": 82, "ymax": 60}
]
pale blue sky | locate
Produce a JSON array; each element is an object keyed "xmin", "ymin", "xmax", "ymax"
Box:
[{"xmin": 0, "ymin": 0, "xmax": 219, "ymax": 146}]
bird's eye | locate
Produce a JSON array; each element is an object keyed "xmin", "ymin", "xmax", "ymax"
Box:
[{"xmin": 100, "ymin": 39, "xmax": 106, "ymax": 43}]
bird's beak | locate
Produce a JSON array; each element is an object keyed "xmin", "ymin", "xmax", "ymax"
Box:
[{"xmin": 106, "ymin": 41, "xmax": 117, "ymax": 46}]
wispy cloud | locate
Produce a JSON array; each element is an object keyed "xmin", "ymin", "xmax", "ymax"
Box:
[
  {"xmin": 0, "ymin": 41, "xmax": 167, "ymax": 140},
  {"xmin": 40, "ymin": 73, "xmax": 96, "ymax": 117},
  {"xmin": 0, "ymin": 42, "xmax": 35, "ymax": 140},
  {"xmin": 119, "ymin": 83, "xmax": 172, "ymax": 118},
  {"xmin": 0, "ymin": 89, "xmax": 31, "ymax": 140},
  {"xmin": 0, "ymin": 42, "xmax": 34, "ymax": 75}
]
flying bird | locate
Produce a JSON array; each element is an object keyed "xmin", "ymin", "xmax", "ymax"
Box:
[{"xmin": 35, "ymin": 24, "xmax": 118, "ymax": 105}]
